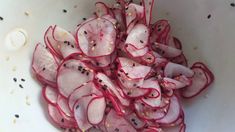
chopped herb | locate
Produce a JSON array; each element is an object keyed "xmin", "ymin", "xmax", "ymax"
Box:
[
  {"xmin": 14, "ymin": 114, "xmax": 19, "ymax": 118},
  {"xmin": 13, "ymin": 78, "xmax": 17, "ymax": 82},
  {"xmin": 0, "ymin": 16, "xmax": 3, "ymax": 21},
  {"xmin": 231, "ymin": 3, "xmax": 235, "ymax": 7},
  {"xmin": 63, "ymin": 9, "xmax": 67, "ymax": 13},
  {"xmin": 21, "ymin": 78, "xmax": 25, "ymax": 82},
  {"xmin": 19, "ymin": 84, "xmax": 23, "ymax": 89},
  {"xmin": 83, "ymin": 18, "xmax": 87, "ymax": 21},
  {"xmin": 207, "ymin": 14, "xmax": 211, "ymax": 19}
]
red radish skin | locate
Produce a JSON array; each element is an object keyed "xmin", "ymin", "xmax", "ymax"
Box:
[
  {"xmin": 142, "ymin": 0, "xmax": 154, "ymax": 26},
  {"xmin": 42, "ymin": 85, "xmax": 58, "ymax": 105},
  {"xmin": 57, "ymin": 95, "xmax": 73, "ymax": 118}
]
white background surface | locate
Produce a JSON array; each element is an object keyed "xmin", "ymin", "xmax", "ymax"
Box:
[{"xmin": 0, "ymin": 0, "xmax": 235, "ymax": 131}]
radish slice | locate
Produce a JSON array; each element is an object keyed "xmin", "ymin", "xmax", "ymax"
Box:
[
  {"xmin": 153, "ymin": 42, "xmax": 182, "ymax": 58},
  {"xmin": 151, "ymin": 20, "xmax": 171, "ymax": 45},
  {"xmin": 128, "ymin": 3, "xmax": 144, "ymax": 19},
  {"xmin": 32, "ymin": 43, "xmax": 58, "ymax": 85},
  {"xmin": 68, "ymin": 81, "xmax": 102, "ymax": 111},
  {"xmin": 142, "ymin": 0, "xmax": 154, "ymax": 25},
  {"xmin": 181, "ymin": 67, "xmax": 209, "ymax": 98},
  {"xmin": 192, "ymin": 62, "xmax": 214, "ymax": 85},
  {"xmin": 171, "ymin": 54, "xmax": 188, "ymax": 67},
  {"xmin": 105, "ymin": 109, "xmax": 137, "ymax": 132},
  {"xmin": 57, "ymin": 95, "xmax": 73, "ymax": 118},
  {"xmin": 48, "ymin": 104, "xmax": 77, "ymax": 128},
  {"xmin": 126, "ymin": 112, "xmax": 146, "ymax": 129},
  {"xmin": 164, "ymin": 62, "xmax": 194, "ymax": 78},
  {"xmin": 125, "ymin": 4, "xmax": 138, "ymax": 27},
  {"xmin": 162, "ymin": 77, "xmax": 187, "ymax": 89},
  {"xmin": 126, "ymin": 19, "xmax": 137, "ymax": 34},
  {"xmin": 95, "ymin": 2, "xmax": 109, "ymax": 17},
  {"xmin": 76, "ymin": 18, "xmax": 116, "ymax": 57},
  {"xmin": 42, "ymin": 85, "xmax": 58, "ymax": 105},
  {"xmin": 57, "ymin": 59, "xmax": 94, "ymax": 97},
  {"xmin": 87, "ymin": 96, "xmax": 106, "ymax": 125},
  {"xmin": 126, "ymin": 24, "xmax": 149, "ymax": 49},
  {"xmin": 73, "ymin": 95, "xmax": 94, "ymax": 131},
  {"xmin": 125, "ymin": 44, "xmax": 149, "ymax": 57},
  {"xmin": 156, "ymin": 95, "xmax": 180, "ymax": 124}
]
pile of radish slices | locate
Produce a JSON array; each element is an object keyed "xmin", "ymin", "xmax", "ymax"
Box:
[{"xmin": 31, "ymin": 0, "xmax": 214, "ymax": 132}]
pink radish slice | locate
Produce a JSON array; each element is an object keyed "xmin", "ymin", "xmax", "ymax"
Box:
[
  {"xmin": 76, "ymin": 18, "xmax": 116, "ymax": 57},
  {"xmin": 32, "ymin": 43, "xmax": 58, "ymax": 84},
  {"xmin": 53, "ymin": 26, "xmax": 76, "ymax": 43},
  {"xmin": 142, "ymin": 0, "xmax": 154, "ymax": 25},
  {"xmin": 57, "ymin": 95, "xmax": 73, "ymax": 118},
  {"xmin": 42, "ymin": 85, "xmax": 58, "ymax": 105},
  {"xmin": 73, "ymin": 95, "xmax": 94, "ymax": 131},
  {"xmin": 192, "ymin": 62, "xmax": 214, "ymax": 85},
  {"xmin": 125, "ymin": 24, "xmax": 149, "ymax": 49},
  {"xmin": 125, "ymin": 4, "xmax": 138, "ymax": 27},
  {"xmin": 48, "ymin": 104, "xmax": 77, "ymax": 128},
  {"xmin": 126, "ymin": 19, "xmax": 137, "ymax": 34},
  {"xmin": 151, "ymin": 20, "xmax": 171, "ymax": 45},
  {"xmin": 105, "ymin": 109, "xmax": 137, "ymax": 132},
  {"xmin": 33, "ymin": 71, "xmax": 57, "ymax": 87},
  {"xmin": 164, "ymin": 62, "xmax": 194, "ymax": 78},
  {"xmin": 153, "ymin": 42, "xmax": 182, "ymax": 58},
  {"xmin": 162, "ymin": 77, "xmax": 187, "ymax": 89},
  {"xmin": 125, "ymin": 112, "xmax": 146, "ymax": 129},
  {"xmin": 87, "ymin": 96, "xmax": 106, "ymax": 125},
  {"xmin": 171, "ymin": 54, "xmax": 188, "ymax": 67},
  {"xmin": 68, "ymin": 81, "xmax": 102, "ymax": 111},
  {"xmin": 128, "ymin": 3, "xmax": 144, "ymax": 18},
  {"xmin": 156, "ymin": 95, "xmax": 180, "ymax": 124},
  {"xmin": 57, "ymin": 59, "xmax": 94, "ymax": 97},
  {"xmin": 95, "ymin": 2, "xmax": 109, "ymax": 17},
  {"xmin": 101, "ymin": 14, "xmax": 118, "ymax": 26},
  {"xmin": 181, "ymin": 67, "xmax": 209, "ymax": 98},
  {"xmin": 125, "ymin": 44, "xmax": 149, "ymax": 57}
]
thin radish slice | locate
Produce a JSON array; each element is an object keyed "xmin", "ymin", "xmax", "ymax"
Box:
[
  {"xmin": 76, "ymin": 18, "xmax": 116, "ymax": 57},
  {"xmin": 95, "ymin": 2, "xmax": 109, "ymax": 17},
  {"xmin": 57, "ymin": 59, "xmax": 94, "ymax": 97},
  {"xmin": 125, "ymin": 4, "xmax": 138, "ymax": 27},
  {"xmin": 192, "ymin": 62, "xmax": 214, "ymax": 85},
  {"xmin": 48, "ymin": 104, "xmax": 77, "ymax": 128},
  {"xmin": 162, "ymin": 77, "xmax": 187, "ymax": 89},
  {"xmin": 73, "ymin": 95, "xmax": 94, "ymax": 131},
  {"xmin": 105, "ymin": 109, "xmax": 137, "ymax": 132},
  {"xmin": 125, "ymin": 24, "xmax": 149, "ymax": 49},
  {"xmin": 171, "ymin": 54, "xmax": 188, "ymax": 67},
  {"xmin": 151, "ymin": 20, "xmax": 171, "ymax": 45},
  {"xmin": 181, "ymin": 67, "xmax": 209, "ymax": 98},
  {"xmin": 57, "ymin": 95, "xmax": 73, "ymax": 118},
  {"xmin": 125, "ymin": 44, "xmax": 149, "ymax": 57},
  {"xmin": 87, "ymin": 96, "xmax": 106, "ymax": 125},
  {"xmin": 126, "ymin": 112, "xmax": 146, "ymax": 129},
  {"xmin": 53, "ymin": 26, "xmax": 75, "ymax": 43},
  {"xmin": 153, "ymin": 42, "xmax": 182, "ymax": 58},
  {"xmin": 164, "ymin": 62, "xmax": 194, "ymax": 78},
  {"xmin": 68, "ymin": 81, "xmax": 102, "ymax": 111},
  {"xmin": 140, "ymin": 51, "xmax": 156, "ymax": 65},
  {"xmin": 32, "ymin": 43, "xmax": 58, "ymax": 85},
  {"xmin": 42, "ymin": 85, "xmax": 58, "ymax": 105},
  {"xmin": 91, "ymin": 55, "xmax": 112, "ymax": 68},
  {"xmin": 142, "ymin": 0, "xmax": 154, "ymax": 25},
  {"xmin": 129, "ymin": 3, "xmax": 144, "ymax": 18},
  {"xmin": 126, "ymin": 19, "xmax": 137, "ymax": 34},
  {"xmin": 156, "ymin": 95, "xmax": 180, "ymax": 124}
]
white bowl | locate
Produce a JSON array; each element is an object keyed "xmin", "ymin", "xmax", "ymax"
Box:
[{"xmin": 0, "ymin": 0, "xmax": 234, "ymax": 131}]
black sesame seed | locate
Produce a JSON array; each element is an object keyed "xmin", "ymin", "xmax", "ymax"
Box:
[
  {"xmin": 104, "ymin": 85, "xmax": 108, "ymax": 88},
  {"xmin": 139, "ymin": 2, "xmax": 142, "ymax": 5},
  {"xmin": 134, "ymin": 122, "xmax": 138, "ymax": 126},
  {"xmin": 93, "ymin": 43, "xmax": 97, "ymax": 47},
  {"xmin": 84, "ymin": 31, "xmax": 87, "ymax": 34},
  {"xmin": 133, "ymin": 84, "xmax": 137, "ymax": 87},
  {"xmin": 117, "ymin": 73, "xmax": 121, "ymax": 77},
  {"xmin": 96, "ymin": 62, "xmax": 100, "ymax": 66},
  {"xmin": 69, "ymin": 129, "xmax": 73, "ymax": 132},
  {"xmin": 114, "ymin": 128, "xmax": 119, "ymax": 132},
  {"xmin": 207, "ymin": 14, "xmax": 211, "ymax": 19},
  {"xmin": 125, "ymin": 7, "xmax": 129, "ymax": 10},
  {"xmin": 76, "ymin": 105, "xmax": 79, "ymax": 109},
  {"xmin": 21, "ymin": 78, "xmax": 25, "ymax": 82},
  {"xmin": 127, "ymin": 92, "xmax": 131, "ymax": 95},
  {"xmin": 64, "ymin": 64, "xmax": 67, "ymax": 67},
  {"xmin": 64, "ymin": 41, "xmax": 68, "ymax": 44},
  {"xmin": 141, "ymin": 103, "xmax": 145, "ymax": 106},
  {"xmin": 86, "ymin": 72, "xmax": 89, "ymax": 76},
  {"xmin": 158, "ymin": 28, "xmax": 161, "ymax": 32},
  {"xmin": 71, "ymin": 45, "xmax": 74, "ymax": 48},
  {"xmin": 125, "ymin": 73, "xmax": 128, "ymax": 76},
  {"xmin": 77, "ymin": 24, "xmax": 81, "ymax": 27},
  {"xmin": 231, "ymin": 3, "xmax": 235, "ymax": 7},
  {"xmin": 133, "ymin": 63, "xmax": 135, "ymax": 66},
  {"xmin": 131, "ymin": 118, "xmax": 135, "ymax": 122},
  {"xmin": 81, "ymin": 71, "xmax": 85, "ymax": 74},
  {"xmin": 42, "ymin": 67, "xmax": 46, "ymax": 71},
  {"xmin": 0, "ymin": 16, "xmax": 3, "ymax": 21},
  {"xmin": 15, "ymin": 114, "xmax": 19, "ymax": 118},
  {"xmin": 19, "ymin": 84, "xmax": 23, "ymax": 89},
  {"xmin": 61, "ymin": 118, "xmax": 64, "ymax": 122},
  {"xmin": 13, "ymin": 78, "xmax": 17, "ymax": 82},
  {"xmin": 147, "ymin": 57, "xmax": 152, "ymax": 60},
  {"xmin": 117, "ymin": 1, "xmax": 120, "ymax": 4},
  {"xmin": 140, "ymin": 40, "xmax": 144, "ymax": 43},
  {"xmin": 63, "ymin": 9, "xmax": 67, "ymax": 13},
  {"xmin": 83, "ymin": 18, "xmax": 87, "ymax": 21},
  {"xmin": 99, "ymin": 79, "xmax": 102, "ymax": 83}
]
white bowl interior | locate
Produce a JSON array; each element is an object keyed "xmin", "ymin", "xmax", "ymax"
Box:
[{"xmin": 0, "ymin": 0, "xmax": 235, "ymax": 131}]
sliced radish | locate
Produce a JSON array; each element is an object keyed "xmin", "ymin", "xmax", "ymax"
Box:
[
  {"xmin": 105, "ymin": 109, "xmax": 137, "ymax": 132},
  {"xmin": 126, "ymin": 19, "xmax": 137, "ymax": 34},
  {"xmin": 87, "ymin": 96, "xmax": 106, "ymax": 125},
  {"xmin": 126, "ymin": 112, "xmax": 146, "ymax": 129},
  {"xmin": 142, "ymin": 126, "xmax": 162, "ymax": 132},
  {"xmin": 73, "ymin": 95, "xmax": 94, "ymax": 131},
  {"xmin": 57, "ymin": 59, "xmax": 94, "ymax": 97},
  {"xmin": 140, "ymin": 51, "xmax": 156, "ymax": 65},
  {"xmin": 125, "ymin": 4, "xmax": 138, "ymax": 27},
  {"xmin": 32, "ymin": 43, "xmax": 58, "ymax": 85},
  {"xmin": 151, "ymin": 20, "xmax": 171, "ymax": 45},
  {"xmin": 164, "ymin": 62, "xmax": 194, "ymax": 78},
  {"xmin": 142, "ymin": 0, "xmax": 154, "ymax": 25},
  {"xmin": 95, "ymin": 2, "xmax": 109, "ymax": 17},
  {"xmin": 181, "ymin": 67, "xmax": 209, "ymax": 98},
  {"xmin": 129, "ymin": 3, "xmax": 144, "ymax": 18},
  {"xmin": 57, "ymin": 95, "xmax": 73, "ymax": 118},
  {"xmin": 162, "ymin": 77, "xmax": 187, "ymax": 89},
  {"xmin": 42, "ymin": 85, "xmax": 58, "ymax": 105},
  {"xmin": 153, "ymin": 42, "xmax": 182, "ymax": 58},
  {"xmin": 76, "ymin": 18, "xmax": 116, "ymax": 57},
  {"xmin": 125, "ymin": 24, "xmax": 149, "ymax": 49},
  {"xmin": 68, "ymin": 81, "xmax": 102, "ymax": 111},
  {"xmin": 125, "ymin": 44, "xmax": 149, "ymax": 57},
  {"xmin": 171, "ymin": 54, "xmax": 188, "ymax": 67}
]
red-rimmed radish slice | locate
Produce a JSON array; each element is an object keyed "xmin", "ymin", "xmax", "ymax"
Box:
[
  {"xmin": 53, "ymin": 26, "xmax": 75, "ymax": 43},
  {"xmin": 125, "ymin": 112, "xmax": 146, "ymax": 129},
  {"xmin": 95, "ymin": 72, "xmax": 130, "ymax": 106},
  {"xmin": 42, "ymin": 85, "xmax": 58, "ymax": 105},
  {"xmin": 57, "ymin": 59, "xmax": 94, "ymax": 97},
  {"xmin": 33, "ymin": 71, "xmax": 57, "ymax": 87},
  {"xmin": 125, "ymin": 4, "xmax": 137, "ymax": 27},
  {"xmin": 57, "ymin": 95, "xmax": 73, "ymax": 118},
  {"xmin": 171, "ymin": 54, "xmax": 188, "ymax": 67},
  {"xmin": 32, "ymin": 43, "xmax": 58, "ymax": 85},
  {"xmin": 125, "ymin": 24, "xmax": 149, "ymax": 49},
  {"xmin": 153, "ymin": 42, "xmax": 182, "ymax": 58},
  {"xmin": 76, "ymin": 18, "xmax": 116, "ymax": 57},
  {"xmin": 91, "ymin": 55, "xmax": 112, "ymax": 68},
  {"xmin": 181, "ymin": 67, "xmax": 209, "ymax": 98},
  {"xmin": 134, "ymin": 100, "xmax": 168, "ymax": 120},
  {"xmin": 151, "ymin": 20, "xmax": 171, "ymax": 45},
  {"xmin": 73, "ymin": 95, "xmax": 94, "ymax": 131},
  {"xmin": 48, "ymin": 104, "xmax": 77, "ymax": 128},
  {"xmin": 142, "ymin": 0, "xmax": 154, "ymax": 25},
  {"xmin": 156, "ymin": 95, "xmax": 180, "ymax": 124},
  {"xmin": 140, "ymin": 51, "xmax": 156, "ymax": 65},
  {"xmin": 129, "ymin": 3, "xmax": 144, "ymax": 18},
  {"xmin": 95, "ymin": 2, "xmax": 109, "ymax": 17},
  {"xmin": 126, "ymin": 20, "xmax": 137, "ymax": 34},
  {"xmin": 68, "ymin": 81, "xmax": 102, "ymax": 111},
  {"xmin": 164, "ymin": 62, "xmax": 194, "ymax": 78},
  {"xmin": 125, "ymin": 44, "xmax": 149, "ymax": 57},
  {"xmin": 192, "ymin": 62, "xmax": 214, "ymax": 85},
  {"xmin": 105, "ymin": 109, "xmax": 137, "ymax": 132},
  {"xmin": 87, "ymin": 96, "xmax": 106, "ymax": 125},
  {"xmin": 162, "ymin": 77, "xmax": 187, "ymax": 89}
]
